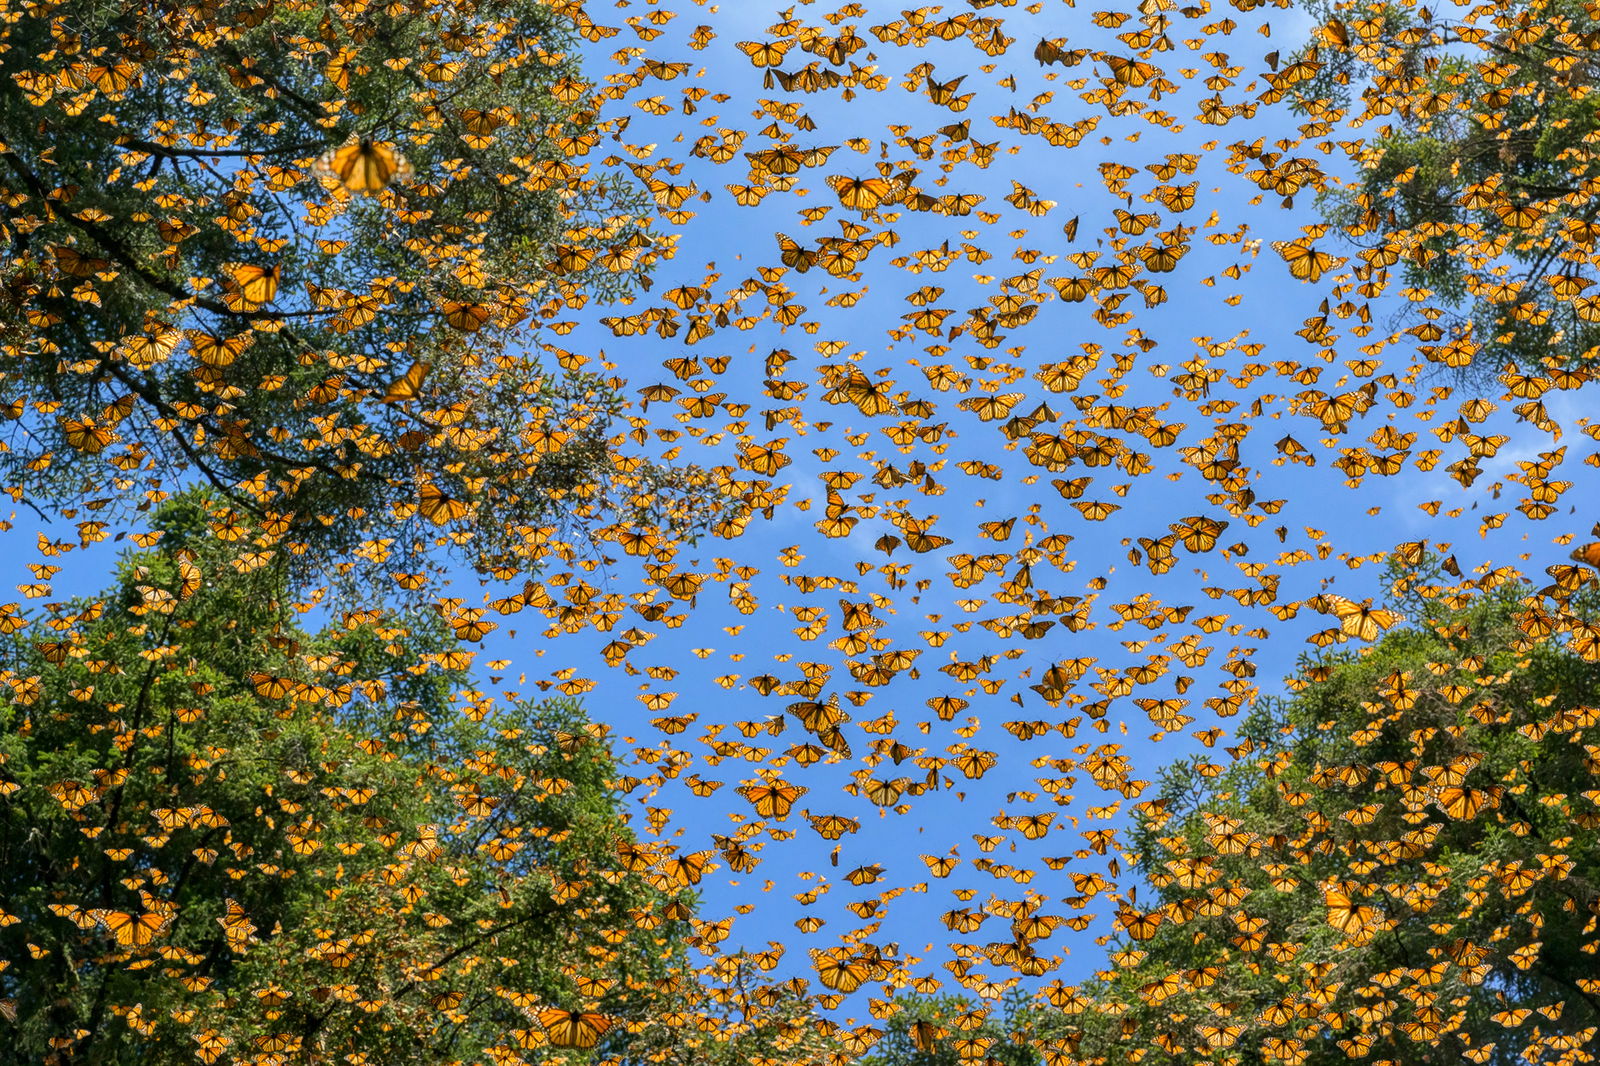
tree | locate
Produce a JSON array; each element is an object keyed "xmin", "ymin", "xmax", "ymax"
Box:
[
  {"xmin": 0, "ymin": 0, "xmax": 727, "ymax": 573},
  {"xmin": 619, "ymin": 973, "xmax": 847, "ymax": 1066},
  {"xmin": 857, "ymin": 991, "xmax": 1051, "ymax": 1066},
  {"xmin": 1057, "ymin": 569, "xmax": 1600, "ymax": 1066},
  {"xmin": 0, "ymin": 492, "xmax": 695, "ymax": 1064},
  {"xmin": 1289, "ymin": 0, "xmax": 1600, "ymax": 374}
]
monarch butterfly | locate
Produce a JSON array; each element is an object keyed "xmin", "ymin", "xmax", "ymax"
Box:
[
  {"xmin": 952, "ymin": 749, "xmax": 997, "ymax": 779},
  {"xmin": 924, "ymin": 73, "xmax": 973, "ymax": 110},
  {"xmin": 806, "ymin": 813, "xmax": 859, "ymax": 839},
  {"xmin": 217, "ymin": 898, "xmax": 256, "ymax": 951},
  {"xmin": 249, "ymin": 672, "xmax": 296, "ymax": 700},
  {"xmin": 656, "ymin": 851, "xmax": 712, "ymax": 886},
  {"xmin": 88, "ymin": 60, "xmax": 140, "ymax": 94},
  {"xmin": 904, "ymin": 1019, "xmax": 947, "ymax": 1054},
  {"xmin": 555, "ymin": 728, "xmax": 598, "ymax": 754},
  {"xmin": 744, "ymin": 146, "xmax": 804, "ymax": 177},
  {"xmin": 775, "ymin": 232, "xmax": 818, "ymax": 272},
  {"xmin": 1436, "ymin": 785, "xmax": 1500, "ymax": 820},
  {"xmin": 572, "ymin": 976, "xmax": 615, "ymax": 998},
  {"xmin": 811, "ymin": 951, "xmax": 873, "ymax": 992},
  {"xmin": 1105, "ymin": 54, "xmax": 1157, "ymax": 85},
  {"xmin": 725, "ymin": 183, "xmax": 768, "ymax": 206},
  {"xmin": 418, "ymin": 483, "xmax": 471, "ymax": 525},
  {"xmin": 680, "ymin": 774, "xmax": 719, "ymax": 797},
  {"xmin": 1171, "ymin": 515, "xmax": 1229, "ymax": 552},
  {"xmin": 450, "ymin": 612, "xmax": 494, "ymax": 642},
  {"xmin": 734, "ymin": 39, "xmax": 789, "ymax": 66},
  {"xmin": 1570, "ymin": 542, "xmax": 1600, "ymax": 567},
  {"xmin": 59, "ymin": 417, "xmax": 116, "ymax": 454},
  {"xmin": 440, "ymin": 301, "xmax": 492, "ymax": 333},
  {"xmin": 120, "ymin": 326, "xmax": 182, "ymax": 368},
  {"xmin": 830, "ymin": 175, "xmax": 896, "ymax": 211},
  {"xmin": 937, "ymin": 191, "xmax": 983, "ymax": 216},
  {"xmin": 1074, "ymin": 500, "xmax": 1121, "ymax": 521},
  {"xmin": 43, "ymin": 902, "xmax": 85, "ymax": 931},
  {"xmin": 1493, "ymin": 199, "xmax": 1545, "ymax": 228},
  {"xmin": 1336, "ymin": 601, "xmax": 1401, "ymax": 641},
  {"xmin": 1115, "ymin": 905, "xmax": 1164, "ymax": 940},
  {"xmin": 1273, "ymin": 240, "xmax": 1341, "ymax": 282},
  {"xmin": 825, "ymin": 370, "xmax": 895, "ymax": 415},
  {"xmin": 381, "ymin": 361, "xmax": 431, "ymax": 403},
  {"xmin": 1323, "ymin": 883, "xmax": 1379, "ymax": 935},
  {"xmin": 458, "ymin": 107, "xmax": 512, "ymax": 148},
  {"xmin": 317, "ymin": 136, "xmax": 413, "ymax": 193},
  {"xmin": 739, "ymin": 780, "xmax": 806, "ymax": 819},
  {"xmin": 229, "ymin": 263, "xmax": 280, "ymax": 306},
  {"xmin": 96, "ymin": 908, "xmax": 172, "ymax": 947},
  {"xmin": 1010, "ymin": 814, "xmax": 1055, "ymax": 839},
  {"xmin": 1140, "ymin": 244, "xmax": 1184, "ymax": 272},
  {"xmin": 187, "ymin": 330, "xmax": 252, "ymax": 367},
  {"xmin": 174, "ymin": 549, "xmax": 202, "ymax": 601},
  {"xmin": 860, "ymin": 776, "xmax": 908, "ymax": 807},
  {"xmin": 791, "ymin": 694, "xmax": 846, "ymax": 733},
  {"xmin": 538, "ymin": 1008, "xmax": 612, "ymax": 1048},
  {"xmin": 959, "ymin": 392, "xmax": 1025, "ymax": 421},
  {"xmin": 551, "ymin": 244, "xmax": 597, "ymax": 273}
]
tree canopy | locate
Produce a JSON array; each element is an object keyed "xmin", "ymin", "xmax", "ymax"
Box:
[
  {"xmin": 1296, "ymin": 0, "xmax": 1600, "ymax": 373},
  {"xmin": 0, "ymin": 493, "xmax": 695, "ymax": 1064},
  {"xmin": 858, "ymin": 992, "xmax": 1050, "ymax": 1066},
  {"xmin": 0, "ymin": 0, "xmax": 725, "ymax": 570},
  {"xmin": 1058, "ymin": 573, "xmax": 1600, "ymax": 1066}
]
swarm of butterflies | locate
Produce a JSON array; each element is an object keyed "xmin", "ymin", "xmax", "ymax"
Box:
[{"xmin": 4, "ymin": 0, "xmax": 1600, "ymax": 1061}]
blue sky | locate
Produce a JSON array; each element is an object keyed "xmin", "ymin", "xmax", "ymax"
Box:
[{"xmin": 449, "ymin": 0, "xmax": 1594, "ymax": 1018}]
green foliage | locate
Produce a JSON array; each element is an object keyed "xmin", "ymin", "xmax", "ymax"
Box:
[
  {"xmin": 0, "ymin": 497, "xmax": 688, "ymax": 1064},
  {"xmin": 1061, "ymin": 583, "xmax": 1600, "ymax": 1066},
  {"xmin": 0, "ymin": 0, "xmax": 727, "ymax": 572},
  {"xmin": 859, "ymin": 992, "xmax": 1054, "ymax": 1066},
  {"xmin": 620, "ymin": 977, "xmax": 846, "ymax": 1066},
  {"xmin": 1294, "ymin": 0, "xmax": 1600, "ymax": 373}
]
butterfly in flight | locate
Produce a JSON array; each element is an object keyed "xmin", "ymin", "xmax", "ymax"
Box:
[{"xmin": 316, "ymin": 136, "xmax": 414, "ymax": 193}]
